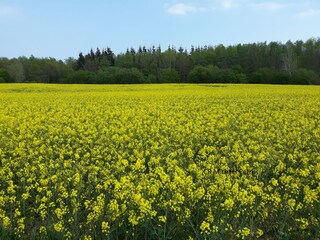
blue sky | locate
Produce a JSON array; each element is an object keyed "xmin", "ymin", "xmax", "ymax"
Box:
[{"xmin": 1, "ymin": 0, "xmax": 320, "ymax": 60}]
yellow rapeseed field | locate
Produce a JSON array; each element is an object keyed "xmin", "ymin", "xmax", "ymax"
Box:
[{"xmin": 0, "ymin": 84, "xmax": 319, "ymax": 239}]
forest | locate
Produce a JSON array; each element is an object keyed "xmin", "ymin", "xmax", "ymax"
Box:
[{"xmin": 0, "ymin": 38, "xmax": 320, "ymax": 84}]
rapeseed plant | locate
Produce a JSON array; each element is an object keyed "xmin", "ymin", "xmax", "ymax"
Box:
[{"xmin": 0, "ymin": 84, "xmax": 319, "ymax": 239}]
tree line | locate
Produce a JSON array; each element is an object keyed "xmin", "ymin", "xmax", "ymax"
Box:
[{"xmin": 1, "ymin": 38, "xmax": 320, "ymax": 84}]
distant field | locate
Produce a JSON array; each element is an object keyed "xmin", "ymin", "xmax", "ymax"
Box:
[{"xmin": 0, "ymin": 84, "xmax": 319, "ymax": 239}]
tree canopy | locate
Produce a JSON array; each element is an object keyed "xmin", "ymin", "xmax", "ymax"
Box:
[{"xmin": 1, "ymin": 38, "xmax": 320, "ymax": 84}]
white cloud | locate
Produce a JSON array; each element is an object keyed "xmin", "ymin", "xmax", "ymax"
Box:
[
  {"xmin": 248, "ymin": 2, "xmax": 286, "ymax": 11},
  {"xmin": 166, "ymin": 3, "xmax": 207, "ymax": 15},
  {"xmin": 298, "ymin": 9, "xmax": 320, "ymax": 18},
  {"xmin": 220, "ymin": 0, "xmax": 240, "ymax": 9},
  {"xmin": 0, "ymin": 5, "xmax": 19, "ymax": 17}
]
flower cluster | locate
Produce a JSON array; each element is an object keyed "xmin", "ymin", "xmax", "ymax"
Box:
[{"xmin": 0, "ymin": 84, "xmax": 319, "ymax": 239}]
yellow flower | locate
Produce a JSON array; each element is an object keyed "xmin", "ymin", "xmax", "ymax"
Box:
[
  {"xmin": 101, "ymin": 221, "xmax": 110, "ymax": 233},
  {"xmin": 295, "ymin": 218, "xmax": 309, "ymax": 230},
  {"xmin": 158, "ymin": 215, "xmax": 167, "ymax": 223},
  {"xmin": 222, "ymin": 198, "xmax": 235, "ymax": 211},
  {"xmin": 256, "ymin": 229, "xmax": 264, "ymax": 238},
  {"xmin": 200, "ymin": 221, "xmax": 211, "ymax": 234},
  {"xmin": 39, "ymin": 226, "xmax": 47, "ymax": 234},
  {"xmin": 53, "ymin": 221, "xmax": 63, "ymax": 232},
  {"xmin": 83, "ymin": 235, "xmax": 93, "ymax": 240},
  {"xmin": 271, "ymin": 178, "xmax": 278, "ymax": 186},
  {"xmin": 1, "ymin": 216, "xmax": 11, "ymax": 228},
  {"xmin": 236, "ymin": 227, "xmax": 251, "ymax": 239}
]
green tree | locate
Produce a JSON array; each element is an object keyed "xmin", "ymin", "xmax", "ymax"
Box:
[
  {"xmin": 115, "ymin": 50, "xmax": 135, "ymax": 68},
  {"xmin": 162, "ymin": 47, "xmax": 177, "ymax": 69},
  {"xmin": 267, "ymin": 41, "xmax": 283, "ymax": 70},
  {"xmin": 219, "ymin": 69, "xmax": 238, "ymax": 83},
  {"xmin": 95, "ymin": 67, "xmax": 118, "ymax": 84},
  {"xmin": 189, "ymin": 47, "xmax": 207, "ymax": 66},
  {"xmin": 290, "ymin": 68, "xmax": 319, "ymax": 85},
  {"xmin": 63, "ymin": 71, "xmax": 96, "ymax": 84},
  {"xmin": 115, "ymin": 68, "xmax": 145, "ymax": 84},
  {"xmin": 76, "ymin": 53, "xmax": 85, "ymax": 70},
  {"xmin": 0, "ymin": 69, "xmax": 10, "ymax": 83},
  {"xmin": 65, "ymin": 57, "xmax": 77, "ymax": 71},
  {"xmin": 249, "ymin": 68, "xmax": 277, "ymax": 84},
  {"xmin": 282, "ymin": 41, "xmax": 297, "ymax": 76},
  {"xmin": 6, "ymin": 61, "xmax": 25, "ymax": 82},
  {"xmin": 274, "ymin": 72, "xmax": 290, "ymax": 84},
  {"xmin": 207, "ymin": 65, "xmax": 225, "ymax": 83},
  {"xmin": 176, "ymin": 47, "xmax": 191, "ymax": 82},
  {"xmin": 95, "ymin": 67, "xmax": 145, "ymax": 84},
  {"xmin": 159, "ymin": 68, "xmax": 180, "ymax": 83},
  {"xmin": 187, "ymin": 65, "xmax": 224, "ymax": 83},
  {"xmin": 146, "ymin": 74, "xmax": 156, "ymax": 83},
  {"xmin": 105, "ymin": 48, "xmax": 115, "ymax": 66}
]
